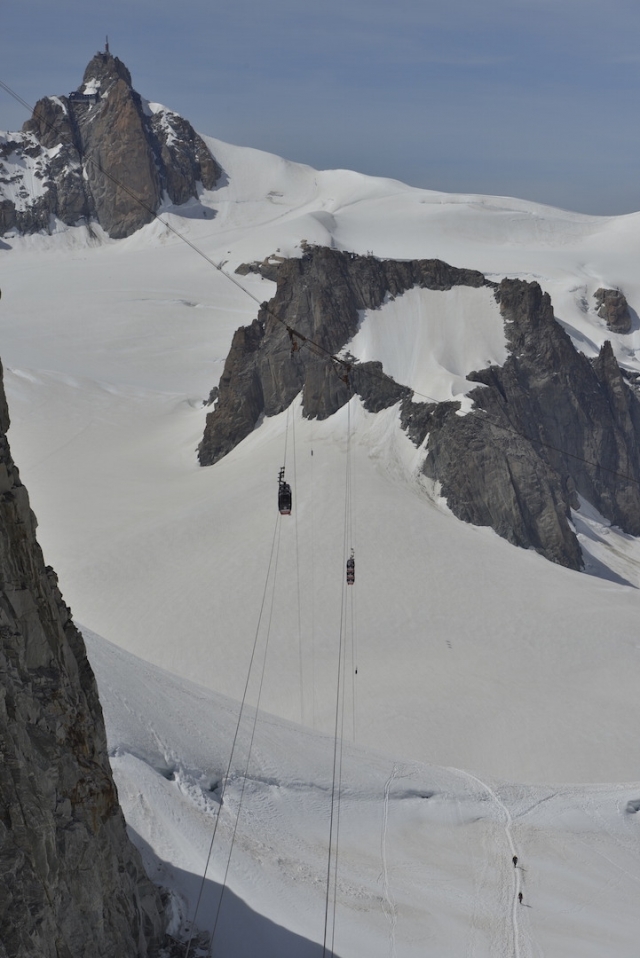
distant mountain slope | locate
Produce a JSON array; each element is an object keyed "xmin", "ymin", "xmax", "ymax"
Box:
[{"xmin": 0, "ymin": 50, "xmax": 221, "ymax": 238}]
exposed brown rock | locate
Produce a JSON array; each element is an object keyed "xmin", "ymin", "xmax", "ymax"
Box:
[
  {"xmin": 0, "ymin": 354, "xmax": 166, "ymax": 956},
  {"xmin": 594, "ymin": 287, "xmax": 632, "ymax": 333},
  {"xmin": 413, "ymin": 279, "xmax": 640, "ymax": 568},
  {"xmin": 79, "ymin": 75, "xmax": 161, "ymax": 237},
  {"xmin": 2, "ymin": 51, "xmax": 222, "ymax": 238},
  {"xmin": 197, "ymin": 247, "xmax": 488, "ymax": 465}
]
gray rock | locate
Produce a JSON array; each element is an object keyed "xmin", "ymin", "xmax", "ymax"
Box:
[
  {"xmin": 200, "ymin": 251, "xmax": 640, "ymax": 570},
  {"xmin": 413, "ymin": 279, "xmax": 640, "ymax": 568},
  {"xmin": 2, "ymin": 52, "xmax": 222, "ymax": 238},
  {"xmin": 198, "ymin": 246, "xmax": 489, "ymax": 465},
  {"xmin": 76, "ymin": 73, "xmax": 162, "ymax": 238},
  {"xmin": 0, "ymin": 198, "xmax": 16, "ymax": 233},
  {"xmin": 0, "ymin": 353, "xmax": 166, "ymax": 956},
  {"xmin": 594, "ymin": 287, "xmax": 631, "ymax": 333},
  {"xmin": 149, "ymin": 110, "xmax": 221, "ymax": 205}
]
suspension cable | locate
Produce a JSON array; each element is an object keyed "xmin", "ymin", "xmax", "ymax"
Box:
[
  {"xmin": 322, "ymin": 387, "xmax": 354, "ymax": 958},
  {"xmin": 208, "ymin": 514, "xmax": 284, "ymax": 956},
  {"xmin": 330, "ymin": 392, "xmax": 354, "ymax": 956},
  {"xmin": 184, "ymin": 504, "xmax": 281, "ymax": 958},
  {"xmin": 347, "ymin": 401, "xmax": 358, "ymax": 743},
  {"xmin": 291, "ymin": 401, "xmax": 305, "ymax": 723},
  {"xmin": 310, "ymin": 446, "xmax": 317, "ymax": 728}
]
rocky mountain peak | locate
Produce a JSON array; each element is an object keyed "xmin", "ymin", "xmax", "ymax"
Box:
[
  {"xmin": 2, "ymin": 52, "xmax": 222, "ymax": 238},
  {"xmin": 82, "ymin": 51, "xmax": 132, "ymax": 90}
]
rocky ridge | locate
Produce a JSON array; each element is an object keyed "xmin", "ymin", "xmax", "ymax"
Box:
[
  {"xmin": 200, "ymin": 247, "xmax": 640, "ymax": 570},
  {"xmin": 0, "ymin": 51, "xmax": 221, "ymax": 238},
  {"xmin": 0, "ymin": 355, "xmax": 166, "ymax": 955},
  {"xmin": 199, "ymin": 247, "xmax": 489, "ymax": 464}
]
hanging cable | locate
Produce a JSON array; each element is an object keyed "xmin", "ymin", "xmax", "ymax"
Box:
[
  {"xmin": 347, "ymin": 400, "xmax": 358, "ymax": 743},
  {"xmin": 322, "ymin": 385, "xmax": 354, "ymax": 958},
  {"xmin": 321, "ymin": 535, "xmax": 347, "ymax": 958},
  {"xmin": 291, "ymin": 401, "xmax": 305, "ymax": 723},
  {"xmin": 330, "ymin": 392, "xmax": 354, "ymax": 957},
  {"xmin": 310, "ymin": 446, "xmax": 317, "ymax": 728},
  {"xmin": 208, "ymin": 515, "xmax": 284, "ymax": 957},
  {"xmin": 184, "ymin": 505, "xmax": 281, "ymax": 958},
  {"xmin": 200, "ymin": 409, "xmax": 294, "ymax": 957}
]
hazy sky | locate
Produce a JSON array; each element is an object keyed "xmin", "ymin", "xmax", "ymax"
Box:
[{"xmin": 3, "ymin": 0, "xmax": 640, "ymax": 214}]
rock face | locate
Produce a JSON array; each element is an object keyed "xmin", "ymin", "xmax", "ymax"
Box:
[
  {"xmin": 0, "ymin": 359, "xmax": 166, "ymax": 956},
  {"xmin": 200, "ymin": 248, "xmax": 640, "ymax": 570},
  {"xmin": 411, "ymin": 280, "xmax": 640, "ymax": 568},
  {"xmin": 198, "ymin": 247, "xmax": 489, "ymax": 465},
  {"xmin": 594, "ymin": 287, "xmax": 632, "ymax": 333},
  {"xmin": 1, "ymin": 50, "xmax": 221, "ymax": 238}
]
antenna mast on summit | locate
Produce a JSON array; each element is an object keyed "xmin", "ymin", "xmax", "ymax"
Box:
[{"xmin": 105, "ymin": 35, "xmax": 110, "ymax": 54}]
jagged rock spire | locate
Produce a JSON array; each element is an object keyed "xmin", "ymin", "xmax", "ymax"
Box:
[
  {"xmin": 1, "ymin": 53, "xmax": 222, "ymax": 238},
  {"xmin": 82, "ymin": 51, "xmax": 132, "ymax": 90}
]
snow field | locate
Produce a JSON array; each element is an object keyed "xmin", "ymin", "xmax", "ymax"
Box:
[
  {"xmin": 88, "ymin": 630, "xmax": 640, "ymax": 958},
  {"xmin": 2, "ymin": 128, "xmax": 640, "ymax": 952},
  {"xmin": 346, "ymin": 285, "xmax": 508, "ymax": 409}
]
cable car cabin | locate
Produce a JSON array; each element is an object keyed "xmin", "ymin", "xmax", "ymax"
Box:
[
  {"xmin": 346, "ymin": 551, "xmax": 355, "ymax": 585},
  {"xmin": 278, "ymin": 467, "xmax": 292, "ymax": 515},
  {"xmin": 278, "ymin": 481, "xmax": 292, "ymax": 515}
]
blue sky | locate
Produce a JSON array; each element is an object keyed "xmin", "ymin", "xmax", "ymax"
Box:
[{"xmin": 3, "ymin": 0, "xmax": 640, "ymax": 214}]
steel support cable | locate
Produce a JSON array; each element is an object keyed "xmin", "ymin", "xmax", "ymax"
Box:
[
  {"xmin": 310, "ymin": 443, "xmax": 317, "ymax": 728},
  {"xmin": 184, "ymin": 506, "xmax": 282, "ymax": 958},
  {"xmin": 205, "ymin": 406, "xmax": 291, "ymax": 956},
  {"xmin": 347, "ymin": 398, "xmax": 358, "ymax": 743},
  {"xmin": 208, "ymin": 516, "xmax": 284, "ymax": 957},
  {"xmin": 291, "ymin": 404, "xmax": 305, "ymax": 724},
  {"xmin": 321, "ymin": 393, "xmax": 353, "ymax": 958},
  {"xmin": 321, "ymin": 554, "xmax": 348, "ymax": 957},
  {"xmin": 4, "ymin": 76, "xmax": 640, "ymax": 492},
  {"xmin": 330, "ymin": 393, "xmax": 355, "ymax": 954}
]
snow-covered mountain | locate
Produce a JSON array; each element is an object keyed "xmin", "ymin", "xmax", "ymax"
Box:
[
  {"xmin": 0, "ymin": 51, "xmax": 220, "ymax": 237},
  {"xmin": 2, "ymin": 53, "xmax": 640, "ymax": 956}
]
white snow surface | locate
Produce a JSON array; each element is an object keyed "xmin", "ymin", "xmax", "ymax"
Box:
[
  {"xmin": 347, "ymin": 285, "xmax": 507, "ymax": 409},
  {"xmin": 89, "ymin": 629, "xmax": 640, "ymax": 958},
  {"xmin": 2, "ymin": 127, "xmax": 640, "ymax": 950}
]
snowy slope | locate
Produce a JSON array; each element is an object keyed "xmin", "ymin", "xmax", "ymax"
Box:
[
  {"xmin": 88, "ymin": 628, "xmax": 640, "ymax": 958},
  {"xmin": 3, "ymin": 137, "xmax": 640, "ymax": 781},
  {"xmin": 2, "ymin": 124, "xmax": 640, "ymax": 950}
]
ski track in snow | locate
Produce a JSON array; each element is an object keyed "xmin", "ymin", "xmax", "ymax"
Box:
[
  {"xmin": 380, "ymin": 763, "xmax": 399, "ymax": 958},
  {"xmin": 449, "ymin": 768, "xmax": 529, "ymax": 958}
]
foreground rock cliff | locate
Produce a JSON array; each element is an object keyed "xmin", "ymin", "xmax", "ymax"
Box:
[
  {"xmin": 0, "ymin": 360, "xmax": 166, "ymax": 955},
  {"xmin": 199, "ymin": 246, "xmax": 640, "ymax": 571},
  {"xmin": 0, "ymin": 50, "xmax": 221, "ymax": 238}
]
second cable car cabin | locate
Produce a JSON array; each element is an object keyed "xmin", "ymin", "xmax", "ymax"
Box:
[
  {"xmin": 278, "ymin": 467, "xmax": 292, "ymax": 515},
  {"xmin": 346, "ymin": 550, "xmax": 355, "ymax": 585}
]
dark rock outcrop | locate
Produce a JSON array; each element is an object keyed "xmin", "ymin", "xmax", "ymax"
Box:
[
  {"xmin": 200, "ymin": 248, "xmax": 640, "ymax": 570},
  {"xmin": 0, "ymin": 358, "xmax": 166, "ymax": 955},
  {"xmin": 405, "ymin": 279, "xmax": 640, "ymax": 568},
  {"xmin": 198, "ymin": 246, "xmax": 489, "ymax": 465},
  {"xmin": 594, "ymin": 287, "xmax": 631, "ymax": 333},
  {"xmin": 1, "ymin": 50, "xmax": 222, "ymax": 238}
]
